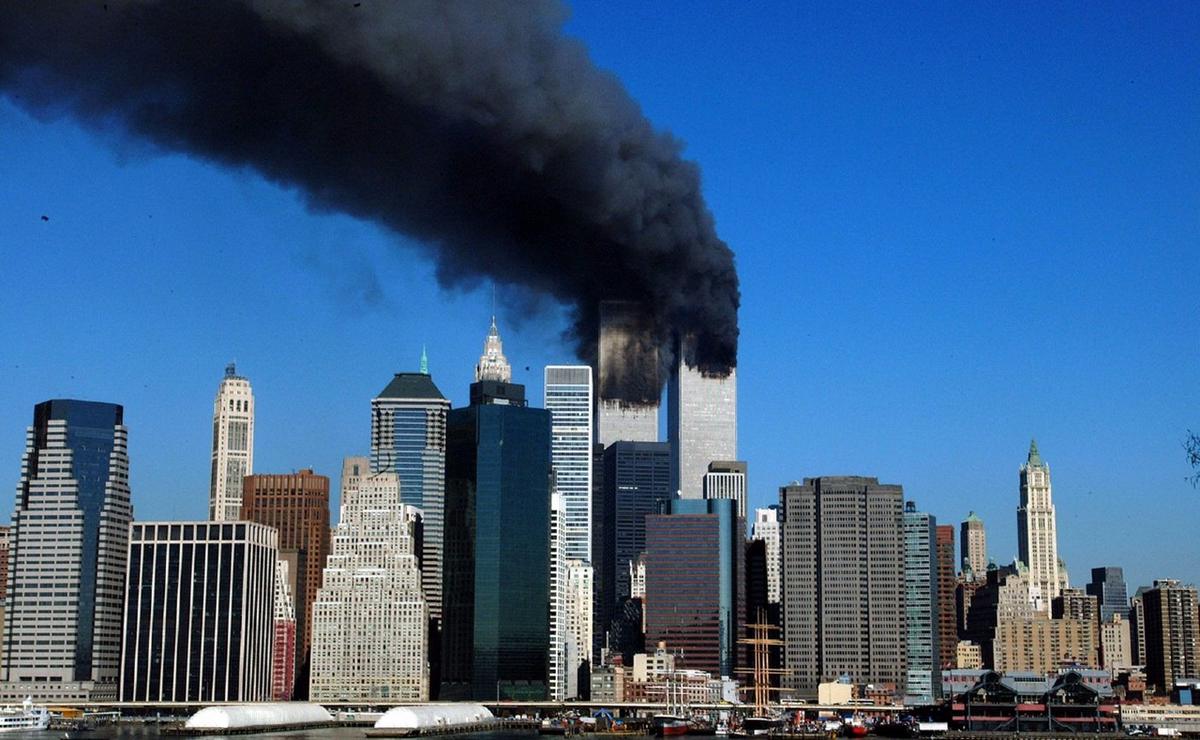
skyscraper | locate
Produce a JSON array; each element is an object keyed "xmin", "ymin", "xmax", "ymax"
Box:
[
  {"xmin": 703, "ymin": 460, "xmax": 748, "ymax": 519},
  {"xmin": 272, "ymin": 560, "xmax": 297, "ymax": 701},
  {"xmin": 903, "ymin": 501, "xmax": 939, "ymax": 704},
  {"xmin": 550, "ymin": 492, "xmax": 568, "ymax": 701},
  {"xmin": 780, "ymin": 476, "xmax": 905, "ymax": 700},
  {"xmin": 442, "ymin": 318, "xmax": 551, "ymax": 700},
  {"xmin": 241, "ymin": 468, "xmax": 331, "ymax": 675},
  {"xmin": 750, "ymin": 507, "xmax": 782, "ymax": 605},
  {"xmin": 960, "ymin": 511, "xmax": 987, "ymax": 578},
  {"xmin": 935, "ymin": 525, "xmax": 958, "ymax": 669},
  {"xmin": 596, "ymin": 301, "xmax": 660, "ymax": 445},
  {"xmin": 595, "ymin": 441, "xmax": 672, "ymax": 652},
  {"xmin": 1141, "ymin": 580, "xmax": 1200, "ymax": 695},
  {"xmin": 2, "ymin": 400, "xmax": 132, "ymax": 702},
  {"xmin": 209, "ymin": 364, "xmax": 254, "ymax": 521},
  {"xmin": 1087, "ymin": 567, "xmax": 1131, "ymax": 623},
  {"xmin": 668, "ymin": 335, "xmax": 736, "ymax": 498},
  {"xmin": 475, "ymin": 315, "xmax": 511, "ymax": 382},
  {"xmin": 645, "ymin": 498, "xmax": 744, "ymax": 678},
  {"xmin": 370, "ymin": 365, "xmax": 450, "ymax": 622},
  {"xmin": 545, "ymin": 366, "xmax": 594, "ymax": 562},
  {"xmin": 1017, "ymin": 440, "xmax": 1067, "ymax": 609},
  {"xmin": 309, "ymin": 469, "xmax": 429, "ymax": 701},
  {"xmin": 119, "ymin": 521, "xmax": 278, "ymax": 703}
]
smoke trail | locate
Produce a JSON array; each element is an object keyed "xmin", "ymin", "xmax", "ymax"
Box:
[{"xmin": 0, "ymin": 1, "xmax": 738, "ymax": 390}]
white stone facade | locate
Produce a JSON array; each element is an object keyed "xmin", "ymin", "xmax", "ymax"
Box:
[
  {"xmin": 549, "ymin": 492, "xmax": 568, "ymax": 700},
  {"xmin": 309, "ymin": 469, "xmax": 428, "ymax": 701},
  {"xmin": 209, "ymin": 364, "xmax": 254, "ymax": 521},
  {"xmin": 1017, "ymin": 440, "xmax": 1067, "ymax": 611}
]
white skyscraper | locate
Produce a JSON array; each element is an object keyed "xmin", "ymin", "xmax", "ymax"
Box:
[
  {"xmin": 750, "ymin": 507, "xmax": 782, "ymax": 604},
  {"xmin": 545, "ymin": 366, "xmax": 594, "ymax": 562},
  {"xmin": 309, "ymin": 467, "xmax": 428, "ymax": 701},
  {"xmin": 475, "ymin": 316, "xmax": 512, "ymax": 382},
  {"xmin": 668, "ymin": 336, "xmax": 737, "ymax": 498},
  {"xmin": 1017, "ymin": 439, "xmax": 1068, "ymax": 611},
  {"xmin": 209, "ymin": 363, "xmax": 255, "ymax": 521},
  {"xmin": 3, "ymin": 400, "xmax": 131, "ymax": 702},
  {"xmin": 549, "ymin": 492, "xmax": 568, "ymax": 701},
  {"xmin": 702, "ymin": 460, "xmax": 748, "ymax": 519},
  {"xmin": 565, "ymin": 561, "xmax": 594, "ymax": 681}
]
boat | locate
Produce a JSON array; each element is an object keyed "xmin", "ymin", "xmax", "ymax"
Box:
[
  {"xmin": 872, "ymin": 719, "xmax": 918, "ymax": 738},
  {"xmin": 0, "ymin": 698, "xmax": 50, "ymax": 732},
  {"xmin": 654, "ymin": 715, "xmax": 689, "ymax": 737},
  {"xmin": 841, "ymin": 717, "xmax": 869, "ymax": 738}
]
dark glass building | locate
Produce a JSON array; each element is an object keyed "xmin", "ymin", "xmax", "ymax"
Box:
[
  {"xmin": 3, "ymin": 400, "xmax": 131, "ymax": 701},
  {"xmin": 1086, "ymin": 567, "xmax": 1130, "ymax": 623},
  {"xmin": 119, "ymin": 521, "xmax": 278, "ymax": 702},
  {"xmin": 594, "ymin": 441, "xmax": 672, "ymax": 654},
  {"xmin": 645, "ymin": 497, "xmax": 744, "ymax": 677},
  {"xmin": 441, "ymin": 380, "xmax": 552, "ymax": 701}
]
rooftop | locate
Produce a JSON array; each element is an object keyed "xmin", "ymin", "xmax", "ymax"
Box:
[{"xmin": 376, "ymin": 372, "xmax": 446, "ymax": 400}]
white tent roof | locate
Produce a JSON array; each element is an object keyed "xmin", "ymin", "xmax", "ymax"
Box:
[{"xmin": 185, "ymin": 703, "xmax": 333, "ymax": 730}]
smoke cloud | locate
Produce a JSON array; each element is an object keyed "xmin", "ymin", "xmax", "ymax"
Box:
[{"xmin": 0, "ymin": 1, "xmax": 738, "ymax": 389}]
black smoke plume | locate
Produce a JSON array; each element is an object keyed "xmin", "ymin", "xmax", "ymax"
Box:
[{"xmin": 0, "ymin": 1, "xmax": 738, "ymax": 391}]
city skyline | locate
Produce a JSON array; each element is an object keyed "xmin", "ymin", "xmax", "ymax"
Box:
[{"xmin": 1, "ymin": 2, "xmax": 1197, "ymax": 597}]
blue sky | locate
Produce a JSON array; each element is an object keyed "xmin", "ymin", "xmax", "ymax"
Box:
[{"xmin": 0, "ymin": 2, "xmax": 1196, "ymax": 591}]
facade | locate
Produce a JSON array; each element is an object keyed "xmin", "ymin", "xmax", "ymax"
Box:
[
  {"xmin": 957, "ymin": 641, "xmax": 983, "ymax": 670},
  {"xmin": 1099, "ymin": 614, "xmax": 1132, "ymax": 671},
  {"xmin": 0, "ymin": 526, "xmax": 8, "ymax": 668},
  {"xmin": 936, "ymin": 525, "xmax": 959, "ymax": 669},
  {"xmin": 442, "ymin": 330, "xmax": 551, "ymax": 700},
  {"xmin": 120, "ymin": 521, "xmax": 277, "ymax": 703},
  {"xmin": 991, "ymin": 616, "xmax": 1099, "ymax": 673},
  {"xmin": 1141, "ymin": 580, "xmax": 1200, "ymax": 694},
  {"xmin": 596, "ymin": 301, "xmax": 660, "ymax": 446},
  {"xmin": 961, "ymin": 512, "xmax": 987, "ymax": 579},
  {"xmin": 750, "ymin": 506, "xmax": 782, "ymax": 605},
  {"xmin": 370, "ymin": 367, "xmax": 450, "ymax": 622},
  {"xmin": 544, "ymin": 366, "xmax": 594, "ymax": 563},
  {"xmin": 3, "ymin": 400, "xmax": 132, "ymax": 702},
  {"xmin": 241, "ymin": 468, "xmax": 331, "ymax": 669},
  {"xmin": 903, "ymin": 502, "xmax": 939, "ymax": 703},
  {"xmin": 309, "ymin": 469, "xmax": 429, "ymax": 702},
  {"xmin": 745, "ymin": 537, "xmax": 783, "ymax": 694},
  {"xmin": 272, "ymin": 560, "xmax": 297, "ymax": 701},
  {"xmin": 1053, "ymin": 587, "xmax": 1100, "ymax": 650},
  {"xmin": 780, "ymin": 476, "xmax": 906, "ymax": 700},
  {"xmin": 1017, "ymin": 440, "xmax": 1068, "ymax": 609},
  {"xmin": 644, "ymin": 498, "xmax": 743, "ymax": 678},
  {"xmin": 595, "ymin": 441, "xmax": 672, "ymax": 655},
  {"xmin": 209, "ymin": 364, "xmax": 254, "ymax": 521},
  {"xmin": 549, "ymin": 492, "xmax": 574, "ymax": 701},
  {"xmin": 1130, "ymin": 589, "xmax": 1148, "ymax": 666},
  {"xmin": 1087, "ymin": 567, "xmax": 1130, "ymax": 623},
  {"xmin": 702, "ymin": 460, "xmax": 748, "ymax": 519},
  {"xmin": 668, "ymin": 335, "xmax": 737, "ymax": 499},
  {"xmin": 566, "ymin": 562, "xmax": 594, "ymax": 694}
]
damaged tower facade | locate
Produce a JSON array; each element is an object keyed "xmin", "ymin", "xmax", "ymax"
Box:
[{"xmin": 596, "ymin": 302, "xmax": 661, "ymax": 445}]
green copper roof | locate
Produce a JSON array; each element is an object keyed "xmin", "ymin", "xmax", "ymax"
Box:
[
  {"xmin": 964, "ymin": 510, "xmax": 983, "ymax": 523},
  {"xmin": 376, "ymin": 372, "xmax": 445, "ymax": 400},
  {"xmin": 1027, "ymin": 438, "xmax": 1043, "ymax": 466},
  {"xmin": 419, "ymin": 345, "xmax": 429, "ymax": 375}
]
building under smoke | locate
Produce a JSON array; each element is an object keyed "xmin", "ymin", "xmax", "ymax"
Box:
[
  {"xmin": 596, "ymin": 302, "xmax": 661, "ymax": 445},
  {"xmin": 669, "ymin": 335, "xmax": 737, "ymax": 498}
]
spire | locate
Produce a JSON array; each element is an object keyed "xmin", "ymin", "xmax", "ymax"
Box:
[
  {"xmin": 1027, "ymin": 438, "xmax": 1043, "ymax": 466},
  {"xmin": 225, "ymin": 362, "xmax": 237, "ymax": 378},
  {"xmin": 419, "ymin": 345, "xmax": 429, "ymax": 375},
  {"xmin": 475, "ymin": 315, "xmax": 512, "ymax": 382}
]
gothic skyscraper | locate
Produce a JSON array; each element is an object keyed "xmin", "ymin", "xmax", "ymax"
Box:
[
  {"xmin": 1017, "ymin": 440, "xmax": 1068, "ymax": 610},
  {"xmin": 475, "ymin": 316, "xmax": 512, "ymax": 382},
  {"xmin": 209, "ymin": 363, "xmax": 255, "ymax": 521}
]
